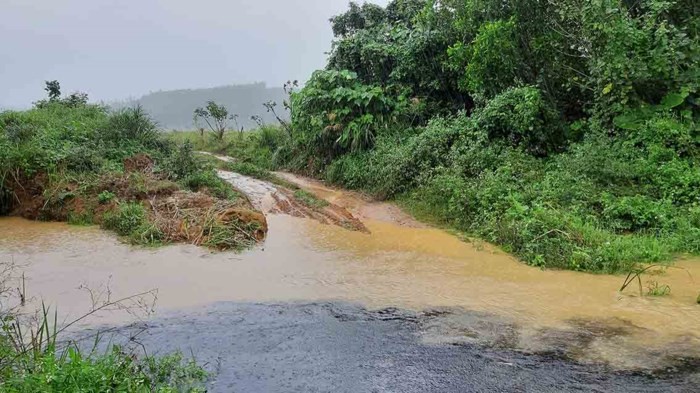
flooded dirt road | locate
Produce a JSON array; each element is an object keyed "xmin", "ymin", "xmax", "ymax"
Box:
[{"xmin": 1, "ymin": 166, "xmax": 699, "ymax": 390}]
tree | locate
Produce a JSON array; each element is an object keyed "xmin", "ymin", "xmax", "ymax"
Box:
[
  {"xmin": 45, "ymin": 80, "xmax": 61, "ymax": 101},
  {"xmin": 193, "ymin": 101, "xmax": 232, "ymax": 141},
  {"xmin": 232, "ymin": 114, "xmax": 244, "ymax": 134},
  {"xmin": 64, "ymin": 92, "xmax": 89, "ymax": 107},
  {"xmin": 251, "ymin": 115, "xmax": 264, "ymax": 127},
  {"xmin": 262, "ymin": 80, "xmax": 297, "ymax": 135}
]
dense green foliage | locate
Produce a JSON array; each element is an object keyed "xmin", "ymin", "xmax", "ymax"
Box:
[
  {"xmin": 274, "ymin": 0, "xmax": 699, "ymax": 273},
  {"xmin": 0, "ymin": 90, "xmax": 244, "ymax": 247}
]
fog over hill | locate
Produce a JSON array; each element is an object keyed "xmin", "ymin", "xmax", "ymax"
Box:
[{"xmin": 113, "ymin": 83, "xmax": 288, "ymax": 131}]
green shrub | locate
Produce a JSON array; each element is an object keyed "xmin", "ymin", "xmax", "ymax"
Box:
[
  {"xmin": 473, "ymin": 86, "xmax": 566, "ymax": 156},
  {"xmin": 97, "ymin": 190, "xmax": 116, "ymax": 204},
  {"xmin": 601, "ymin": 195, "xmax": 675, "ymax": 233},
  {"xmin": 0, "ymin": 346, "xmax": 206, "ymax": 392},
  {"xmin": 99, "ymin": 105, "xmax": 160, "ymax": 147},
  {"xmin": 102, "ymin": 202, "xmax": 147, "ymax": 237},
  {"xmin": 165, "ymin": 140, "xmax": 200, "ymax": 180},
  {"xmin": 182, "ymin": 170, "xmax": 237, "ymax": 200}
]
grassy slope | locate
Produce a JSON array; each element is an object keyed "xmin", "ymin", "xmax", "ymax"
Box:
[
  {"xmin": 0, "ymin": 104, "xmax": 265, "ymax": 250},
  {"xmin": 0, "ymin": 104, "xmax": 219, "ymax": 390}
]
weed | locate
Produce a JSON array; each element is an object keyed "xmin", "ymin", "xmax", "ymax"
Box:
[
  {"xmin": 130, "ymin": 222, "xmax": 165, "ymax": 246},
  {"xmin": 0, "ymin": 300, "xmax": 206, "ymax": 392},
  {"xmin": 182, "ymin": 170, "xmax": 238, "ymax": 200},
  {"xmin": 646, "ymin": 281, "xmax": 671, "ymax": 297},
  {"xmin": 67, "ymin": 211, "xmax": 94, "ymax": 226},
  {"xmin": 293, "ymin": 189, "xmax": 329, "ymax": 209},
  {"xmin": 102, "ymin": 202, "xmax": 147, "ymax": 237},
  {"xmin": 97, "ymin": 190, "xmax": 116, "ymax": 204}
]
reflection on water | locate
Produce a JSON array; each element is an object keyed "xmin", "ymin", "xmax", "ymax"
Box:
[{"xmin": 1, "ymin": 212, "xmax": 699, "ymax": 370}]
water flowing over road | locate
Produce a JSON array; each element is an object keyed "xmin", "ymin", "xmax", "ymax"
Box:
[{"xmin": 1, "ymin": 161, "xmax": 699, "ymax": 391}]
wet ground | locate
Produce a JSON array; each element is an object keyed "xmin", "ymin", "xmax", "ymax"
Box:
[
  {"xmin": 2, "ymin": 162, "xmax": 700, "ymax": 390},
  {"xmin": 100, "ymin": 302, "xmax": 698, "ymax": 392}
]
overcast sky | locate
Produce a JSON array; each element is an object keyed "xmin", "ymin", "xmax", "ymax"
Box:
[{"xmin": 0, "ymin": 0, "xmax": 387, "ymax": 109}]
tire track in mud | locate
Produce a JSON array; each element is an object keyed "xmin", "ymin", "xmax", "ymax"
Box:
[{"xmin": 204, "ymin": 153, "xmax": 368, "ymax": 232}]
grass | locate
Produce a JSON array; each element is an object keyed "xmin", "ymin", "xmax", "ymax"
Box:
[
  {"xmin": 0, "ymin": 346, "xmax": 207, "ymax": 393},
  {"xmin": 293, "ymin": 189, "xmax": 329, "ymax": 209},
  {"xmin": 102, "ymin": 202, "xmax": 147, "ymax": 237},
  {"xmin": 168, "ymin": 126, "xmax": 288, "ymax": 170},
  {"xmin": 0, "ymin": 282, "xmax": 207, "ymax": 392},
  {"xmin": 1, "ymin": 100, "xmax": 264, "ymax": 251},
  {"xmin": 645, "ymin": 280, "xmax": 671, "ymax": 297}
]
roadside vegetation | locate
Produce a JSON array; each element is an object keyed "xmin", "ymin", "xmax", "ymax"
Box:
[
  {"xmin": 0, "ymin": 317, "xmax": 207, "ymax": 392},
  {"xmin": 0, "ymin": 258, "xmax": 207, "ymax": 392},
  {"xmin": 0, "ymin": 82, "xmax": 266, "ymax": 251},
  {"xmin": 182, "ymin": 0, "xmax": 699, "ymax": 274}
]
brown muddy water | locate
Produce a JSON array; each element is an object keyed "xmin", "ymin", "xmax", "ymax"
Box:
[{"xmin": 1, "ymin": 171, "xmax": 699, "ymax": 372}]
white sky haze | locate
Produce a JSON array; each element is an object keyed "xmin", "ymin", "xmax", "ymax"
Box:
[{"xmin": 0, "ymin": 0, "xmax": 388, "ymax": 108}]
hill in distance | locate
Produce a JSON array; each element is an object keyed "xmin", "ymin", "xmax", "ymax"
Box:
[{"xmin": 114, "ymin": 82, "xmax": 288, "ymax": 131}]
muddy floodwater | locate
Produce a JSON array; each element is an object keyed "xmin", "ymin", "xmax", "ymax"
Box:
[{"xmin": 1, "ymin": 171, "xmax": 700, "ymax": 376}]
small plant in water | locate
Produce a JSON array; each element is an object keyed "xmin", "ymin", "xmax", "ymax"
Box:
[
  {"xmin": 645, "ymin": 280, "xmax": 671, "ymax": 297},
  {"xmin": 620, "ymin": 263, "xmax": 691, "ymax": 298}
]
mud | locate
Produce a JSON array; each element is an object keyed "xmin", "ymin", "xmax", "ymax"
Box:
[
  {"xmin": 216, "ymin": 169, "xmax": 367, "ymax": 232},
  {"xmin": 98, "ymin": 302, "xmax": 698, "ymax": 392},
  {"xmin": 3, "ymin": 215, "xmax": 699, "ymax": 372},
  {"xmin": 3, "ymin": 159, "xmax": 700, "ymax": 386},
  {"xmin": 275, "ymin": 171, "xmax": 424, "ymax": 228}
]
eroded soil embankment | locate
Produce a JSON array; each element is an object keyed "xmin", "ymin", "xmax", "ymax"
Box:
[{"xmin": 3, "ymin": 154, "xmax": 267, "ymax": 249}]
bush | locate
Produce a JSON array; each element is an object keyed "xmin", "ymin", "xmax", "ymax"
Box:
[
  {"xmin": 473, "ymin": 86, "xmax": 566, "ymax": 156},
  {"xmin": 165, "ymin": 140, "xmax": 199, "ymax": 180},
  {"xmin": 182, "ymin": 170, "xmax": 237, "ymax": 200},
  {"xmin": 98, "ymin": 190, "xmax": 116, "ymax": 204},
  {"xmin": 0, "ymin": 345, "xmax": 206, "ymax": 392},
  {"xmin": 102, "ymin": 202, "xmax": 147, "ymax": 237},
  {"xmin": 99, "ymin": 105, "xmax": 160, "ymax": 147}
]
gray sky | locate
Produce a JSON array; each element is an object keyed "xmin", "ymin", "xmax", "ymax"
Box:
[{"xmin": 1, "ymin": 0, "xmax": 387, "ymax": 109}]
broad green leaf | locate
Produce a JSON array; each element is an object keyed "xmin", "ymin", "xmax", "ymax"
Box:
[{"xmin": 659, "ymin": 90, "xmax": 689, "ymax": 110}]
